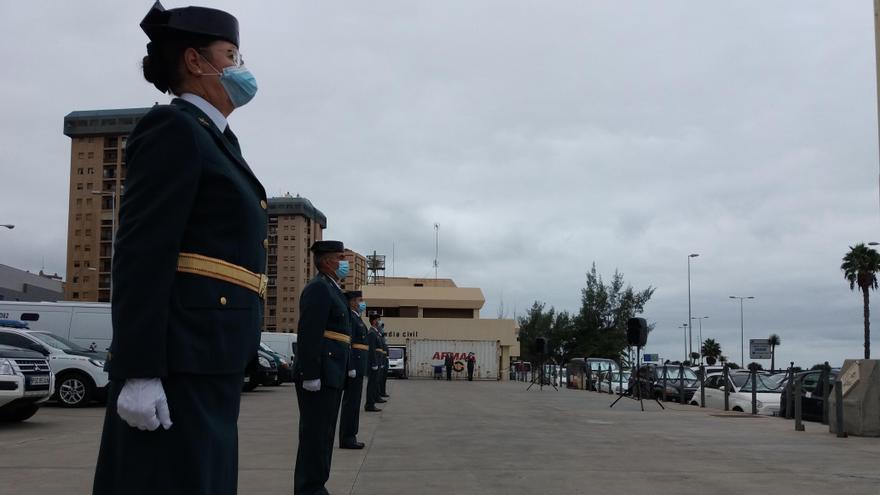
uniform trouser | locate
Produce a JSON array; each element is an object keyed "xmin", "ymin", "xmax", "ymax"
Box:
[
  {"xmin": 93, "ymin": 373, "xmax": 243, "ymax": 495},
  {"xmin": 338, "ymin": 375, "xmax": 364, "ymax": 445},
  {"xmin": 467, "ymin": 363, "xmax": 474, "ymax": 381},
  {"xmin": 379, "ymin": 365, "xmax": 388, "ymax": 395},
  {"xmin": 446, "ymin": 365, "xmax": 452, "ymax": 380},
  {"xmin": 365, "ymin": 369, "xmax": 379, "ymax": 408},
  {"xmin": 294, "ymin": 383, "xmax": 343, "ymax": 495}
]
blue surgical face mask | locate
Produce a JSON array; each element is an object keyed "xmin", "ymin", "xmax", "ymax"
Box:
[
  {"xmin": 358, "ymin": 302, "xmax": 367, "ymax": 314},
  {"xmin": 335, "ymin": 260, "xmax": 350, "ymax": 280},
  {"xmin": 201, "ymin": 54, "xmax": 258, "ymax": 108}
]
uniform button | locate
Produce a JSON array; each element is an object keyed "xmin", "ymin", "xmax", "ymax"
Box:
[
  {"xmin": 260, "ymin": 199, "xmax": 267, "ymax": 209},
  {"xmin": 263, "ymin": 239, "xmax": 269, "ymax": 249},
  {"xmin": 220, "ymin": 296, "xmax": 228, "ymax": 306}
]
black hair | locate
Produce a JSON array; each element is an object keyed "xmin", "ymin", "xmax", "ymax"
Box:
[
  {"xmin": 142, "ymin": 33, "xmax": 216, "ymax": 95},
  {"xmin": 369, "ymin": 314, "xmax": 380, "ymax": 323}
]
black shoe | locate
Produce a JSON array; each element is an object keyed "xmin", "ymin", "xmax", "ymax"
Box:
[
  {"xmin": 380, "ymin": 394, "xmax": 390, "ymax": 398},
  {"xmin": 340, "ymin": 441, "xmax": 365, "ymax": 449},
  {"xmin": 365, "ymin": 406, "xmax": 382, "ymax": 412},
  {"xmin": 376, "ymin": 399, "xmax": 387, "ymax": 403}
]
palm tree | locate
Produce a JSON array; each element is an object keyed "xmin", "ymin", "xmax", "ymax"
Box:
[
  {"xmin": 768, "ymin": 334, "xmax": 781, "ymax": 371},
  {"xmin": 841, "ymin": 243, "xmax": 880, "ymax": 359},
  {"xmin": 701, "ymin": 339, "xmax": 721, "ymax": 365}
]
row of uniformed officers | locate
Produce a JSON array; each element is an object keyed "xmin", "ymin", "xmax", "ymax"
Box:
[{"xmin": 92, "ymin": 3, "xmax": 392, "ymax": 495}]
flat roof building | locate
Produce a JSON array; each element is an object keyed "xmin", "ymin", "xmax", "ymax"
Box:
[
  {"xmin": 0, "ymin": 265, "xmax": 64, "ymax": 302},
  {"xmin": 62, "ymin": 107, "xmax": 151, "ymax": 302}
]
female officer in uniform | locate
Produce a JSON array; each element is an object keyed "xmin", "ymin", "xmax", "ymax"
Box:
[{"xmin": 93, "ymin": 3, "xmax": 267, "ymax": 495}]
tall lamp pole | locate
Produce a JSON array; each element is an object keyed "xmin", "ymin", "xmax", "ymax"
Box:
[
  {"xmin": 730, "ymin": 296, "xmax": 755, "ymax": 365},
  {"xmin": 687, "ymin": 253, "xmax": 700, "ymax": 358},
  {"xmin": 691, "ymin": 316, "xmax": 709, "ymax": 363},
  {"xmin": 1, "ymin": 224, "xmax": 13, "ymax": 229},
  {"xmin": 680, "ymin": 323, "xmax": 689, "ymax": 361}
]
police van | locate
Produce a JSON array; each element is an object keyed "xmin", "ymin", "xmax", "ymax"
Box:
[{"xmin": 0, "ymin": 301, "xmax": 112, "ymax": 352}]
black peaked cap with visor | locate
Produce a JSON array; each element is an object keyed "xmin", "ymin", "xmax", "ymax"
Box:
[{"xmin": 140, "ymin": 0, "xmax": 239, "ymax": 47}]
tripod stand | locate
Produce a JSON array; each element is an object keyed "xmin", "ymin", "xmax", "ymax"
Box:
[
  {"xmin": 526, "ymin": 355, "xmax": 558, "ymax": 391},
  {"xmin": 609, "ymin": 345, "xmax": 664, "ymax": 411}
]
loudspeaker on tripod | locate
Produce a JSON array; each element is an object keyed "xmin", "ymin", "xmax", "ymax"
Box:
[{"xmin": 627, "ymin": 318, "xmax": 648, "ymax": 347}]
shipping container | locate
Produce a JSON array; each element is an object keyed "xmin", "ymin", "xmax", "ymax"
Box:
[{"xmin": 405, "ymin": 339, "xmax": 500, "ymax": 380}]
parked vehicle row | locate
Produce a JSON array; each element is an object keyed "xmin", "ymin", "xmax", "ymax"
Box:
[{"xmin": 0, "ymin": 344, "xmax": 54, "ymax": 421}]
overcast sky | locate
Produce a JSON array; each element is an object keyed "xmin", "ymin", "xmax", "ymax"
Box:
[{"xmin": 2, "ymin": 1, "xmax": 879, "ymax": 368}]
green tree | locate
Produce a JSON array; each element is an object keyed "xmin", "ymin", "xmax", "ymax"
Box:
[
  {"xmin": 570, "ymin": 263, "xmax": 655, "ymax": 362},
  {"xmin": 516, "ymin": 302, "xmax": 555, "ymax": 364},
  {"xmin": 841, "ymin": 243, "xmax": 880, "ymax": 359},
  {"xmin": 701, "ymin": 339, "xmax": 722, "ymax": 365},
  {"xmin": 768, "ymin": 333, "xmax": 781, "ymax": 371}
]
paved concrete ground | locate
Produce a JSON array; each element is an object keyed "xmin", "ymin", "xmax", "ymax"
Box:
[{"xmin": 1, "ymin": 379, "xmax": 879, "ymax": 494}]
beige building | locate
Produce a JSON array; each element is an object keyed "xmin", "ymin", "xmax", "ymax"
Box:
[
  {"xmin": 63, "ymin": 108, "xmax": 151, "ymax": 302},
  {"xmin": 265, "ymin": 194, "xmax": 327, "ymax": 333},
  {"xmin": 362, "ymin": 277, "xmax": 520, "ymax": 379}
]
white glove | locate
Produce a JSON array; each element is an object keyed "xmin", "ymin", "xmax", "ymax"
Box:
[
  {"xmin": 372, "ymin": 366, "xmax": 379, "ymax": 371},
  {"xmin": 116, "ymin": 378, "xmax": 172, "ymax": 431},
  {"xmin": 302, "ymin": 379, "xmax": 321, "ymax": 392},
  {"xmin": 348, "ymin": 370, "xmax": 356, "ymax": 378}
]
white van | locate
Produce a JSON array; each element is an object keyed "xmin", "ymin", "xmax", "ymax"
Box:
[
  {"xmin": 0, "ymin": 301, "xmax": 112, "ymax": 352},
  {"xmin": 261, "ymin": 332, "xmax": 297, "ymax": 362}
]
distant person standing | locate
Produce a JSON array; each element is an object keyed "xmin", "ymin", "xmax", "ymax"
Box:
[
  {"xmin": 364, "ymin": 314, "xmax": 382, "ymax": 412},
  {"xmin": 378, "ymin": 320, "xmax": 390, "ymax": 398},
  {"xmin": 293, "ymin": 240, "xmax": 352, "ymax": 495},
  {"xmin": 339, "ymin": 291, "xmax": 367, "ymax": 449},
  {"xmin": 444, "ymin": 353, "xmax": 454, "ymax": 381},
  {"xmin": 467, "ymin": 352, "xmax": 476, "ymax": 381}
]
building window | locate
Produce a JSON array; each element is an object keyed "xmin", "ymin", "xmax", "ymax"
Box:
[
  {"xmin": 74, "ymin": 261, "xmax": 80, "ymax": 268},
  {"xmin": 72, "ymin": 276, "xmax": 79, "ymax": 283},
  {"xmin": 87, "ymin": 167, "xmax": 95, "ymax": 174},
  {"xmin": 77, "ymin": 152, "xmax": 84, "ymax": 159},
  {"xmin": 86, "ymin": 182, "xmax": 93, "ymax": 190},
  {"xmin": 72, "ymin": 292, "xmax": 79, "ymax": 299},
  {"xmin": 84, "ymin": 245, "xmax": 91, "ymax": 252},
  {"xmin": 75, "ymin": 213, "xmax": 82, "ymax": 221},
  {"xmin": 76, "ymin": 183, "xmax": 83, "ymax": 191},
  {"xmin": 86, "ymin": 198, "xmax": 92, "ymax": 206},
  {"xmin": 77, "ymin": 168, "xmax": 84, "ymax": 175},
  {"xmin": 87, "ymin": 152, "xmax": 94, "ymax": 159},
  {"xmin": 74, "ymin": 229, "xmax": 81, "ymax": 237}
]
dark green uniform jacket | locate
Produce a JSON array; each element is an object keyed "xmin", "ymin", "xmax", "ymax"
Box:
[
  {"xmin": 108, "ymin": 98, "xmax": 267, "ymax": 379},
  {"xmin": 349, "ymin": 313, "xmax": 369, "ymax": 378},
  {"xmin": 294, "ymin": 273, "xmax": 351, "ymax": 389}
]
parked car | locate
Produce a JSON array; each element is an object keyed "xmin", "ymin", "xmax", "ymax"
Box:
[
  {"xmin": 633, "ymin": 364, "xmax": 699, "ymax": 402},
  {"xmin": 243, "ymin": 349, "xmax": 278, "ymax": 392},
  {"xmin": 691, "ymin": 365, "xmax": 725, "ymax": 380},
  {"xmin": 388, "ymin": 346, "xmax": 407, "ymax": 378},
  {"xmin": 779, "ymin": 369, "xmax": 839, "ymax": 421},
  {"xmin": 260, "ymin": 331, "xmax": 297, "ymax": 363},
  {"xmin": 586, "ymin": 358, "xmax": 619, "ymax": 390},
  {"xmin": 691, "ymin": 371, "xmax": 783, "ymax": 415},
  {"xmin": 597, "ymin": 370, "xmax": 631, "ymax": 394},
  {"xmin": 0, "ymin": 323, "xmax": 108, "ymax": 407},
  {"xmin": 258, "ymin": 342, "xmax": 292, "ymax": 384},
  {"xmin": 0, "ymin": 344, "xmax": 55, "ymax": 422}
]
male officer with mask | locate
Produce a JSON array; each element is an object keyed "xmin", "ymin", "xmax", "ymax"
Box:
[
  {"xmin": 294, "ymin": 241, "xmax": 351, "ymax": 495},
  {"xmin": 339, "ymin": 291, "xmax": 368, "ymax": 449},
  {"xmin": 364, "ymin": 314, "xmax": 383, "ymax": 412}
]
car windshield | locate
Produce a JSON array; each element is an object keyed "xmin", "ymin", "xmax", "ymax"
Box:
[
  {"xmin": 389, "ymin": 348, "xmax": 404, "ymax": 359},
  {"xmin": 259, "ymin": 343, "xmax": 274, "ymax": 353},
  {"xmin": 731, "ymin": 373, "xmax": 782, "ymax": 392},
  {"xmin": 660, "ymin": 367, "xmax": 698, "ymax": 380},
  {"xmin": 612, "ymin": 372, "xmax": 631, "ymax": 381},
  {"xmin": 30, "ymin": 332, "xmax": 86, "ymax": 352}
]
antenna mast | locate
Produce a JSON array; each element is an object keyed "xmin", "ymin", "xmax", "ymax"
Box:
[{"xmin": 433, "ymin": 223, "xmax": 439, "ymax": 280}]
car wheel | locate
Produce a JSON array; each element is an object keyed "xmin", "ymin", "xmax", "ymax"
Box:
[
  {"xmin": 732, "ymin": 406, "xmax": 743, "ymax": 412},
  {"xmin": 0, "ymin": 404, "xmax": 40, "ymax": 422},
  {"xmin": 690, "ymin": 401, "xmax": 699, "ymax": 406},
  {"xmin": 55, "ymin": 372, "xmax": 95, "ymax": 408}
]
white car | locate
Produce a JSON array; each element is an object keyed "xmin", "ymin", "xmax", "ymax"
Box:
[
  {"xmin": 0, "ymin": 326, "xmax": 109, "ymax": 407},
  {"xmin": 691, "ymin": 371, "xmax": 782, "ymax": 416},
  {"xmin": 0, "ymin": 344, "xmax": 55, "ymax": 421},
  {"xmin": 597, "ymin": 371, "xmax": 631, "ymax": 394}
]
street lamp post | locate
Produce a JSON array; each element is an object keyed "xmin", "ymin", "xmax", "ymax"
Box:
[
  {"xmin": 691, "ymin": 316, "xmax": 709, "ymax": 363},
  {"xmin": 680, "ymin": 323, "xmax": 689, "ymax": 361},
  {"xmin": 1, "ymin": 224, "xmax": 13, "ymax": 229},
  {"xmin": 730, "ymin": 296, "xmax": 755, "ymax": 366},
  {"xmin": 687, "ymin": 254, "xmax": 699, "ymax": 358}
]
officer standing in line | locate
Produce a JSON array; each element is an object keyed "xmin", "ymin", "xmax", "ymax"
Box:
[
  {"xmin": 364, "ymin": 314, "xmax": 383, "ymax": 412},
  {"xmin": 293, "ymin": 240, "xmax": 352, "ymax": 495},
  {"xmin": 467, "ymin": 352, "xmax": 476, "ymax": 381},
  {"xmin": 93, "ymin": 3, "xmax": 265, "ymax": 495},
  {"xmin": 444, "ymin": 353, "xmax": 454, "ymax": 381},
  {"xmin": 339, "ymin": 291, "xmax": 368, "ymax": 449},
  {"xmin": 378, "ymin": 320, "xmax": 390, "ymax": 399}
]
